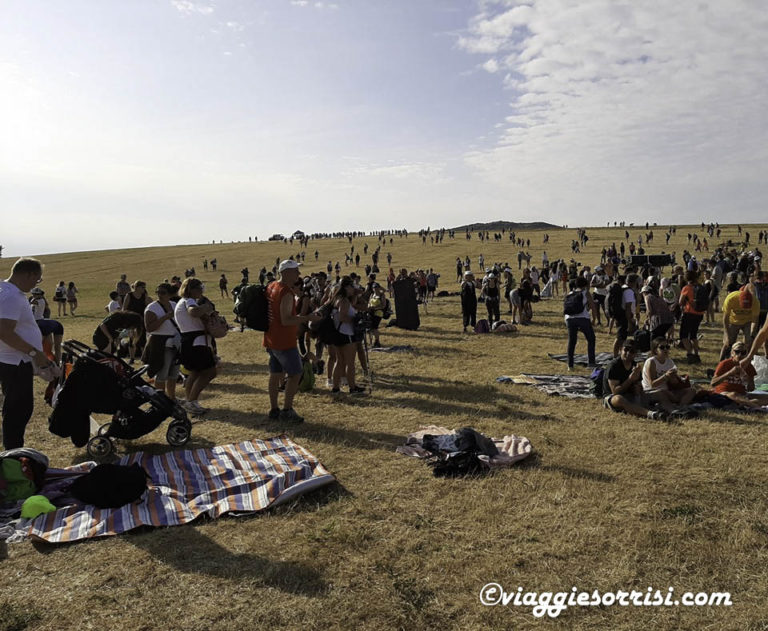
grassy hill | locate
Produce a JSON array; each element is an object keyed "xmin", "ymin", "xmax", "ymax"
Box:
[{"xmin": 1, "ymin": 223, "xmax": 767, "ymax": 630}]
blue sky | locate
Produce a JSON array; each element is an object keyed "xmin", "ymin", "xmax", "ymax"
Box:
[{"xmin": 1, "ymin": 0, "xmax": 766, "ymax": 256}]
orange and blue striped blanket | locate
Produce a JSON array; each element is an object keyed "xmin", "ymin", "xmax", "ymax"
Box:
[{"xmin": 23, "ymin": 436, "xmax": 334, "ymax": 544}]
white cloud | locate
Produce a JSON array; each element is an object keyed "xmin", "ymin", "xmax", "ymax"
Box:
[
  {"xmin": 482, "ymin": 58, "xmax": 499, "ymax": 73},
  {"xmin": 171, "ymin": 1, "xmax": 214, "ymax": 15},
  {"xmin": 291, "ymin": 0, "xmax": 339, "ymax": 9},
  {"xmin": 458, "ymin": 0, "xmax": 768, "ymax": 220}
]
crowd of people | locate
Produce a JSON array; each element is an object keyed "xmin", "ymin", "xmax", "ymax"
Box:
[{"xmin": 3, "ymin": 223, "xmax": 768, "ymax": 451}]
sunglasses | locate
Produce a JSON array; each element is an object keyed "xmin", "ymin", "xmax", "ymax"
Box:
[
  {"xmin": 622, "ymin": 347, "xmax": 637, "ymax": 353},
  {"xmin": 658, "ymin": 345, "xmax": 670, "ymax": 350},
  {"xmin": 733, "ymin": 349, "xmax": 747, "ymax": 356}
]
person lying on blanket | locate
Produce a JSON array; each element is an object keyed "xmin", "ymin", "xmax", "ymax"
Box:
[
  {"xmin": 602, "ymin": 339, "xmax": 671, "ymax": 421},
  {"xmin": 712, "ymin": 341, "xmax": 768, "ymax": 409}
]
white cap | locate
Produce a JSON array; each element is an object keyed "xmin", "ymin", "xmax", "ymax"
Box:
[{"xmin": 278, "ymin": 260, "xmax": 301, "ymax": 273}]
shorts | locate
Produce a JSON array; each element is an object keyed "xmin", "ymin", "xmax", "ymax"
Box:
[
  {"xmin": 679, "ymin": 312, "xmax": 703, "ymax": 341},
  {"xmin": 37, "ymin": 319, "xmax": 64, "ymax": 336},
  {"xmin": 592, "ymin": 293, "xmax": 606, "ymax": 306},
  {"xmin": 333, "ymin": 331, "xmax": 356, "ymax": 346},
  {"xmin": 603, "ymin": 391, "xmax": 648, "ymax": 411},
  {"xmin": 267, "ymin": 347, "xmax": 303, "ymax": 376},
  {"xmin": 155, "ymin": 348, "xmax": 181, "ymax": 382},
  {"xmin": 180, "ymin": 332, "xmax": 215, "ymax": 371}
]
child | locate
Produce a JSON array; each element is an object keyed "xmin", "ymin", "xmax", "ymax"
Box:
[{"xmin": 105, "ymin": 291, "xmax": 121, "ymax": 313}]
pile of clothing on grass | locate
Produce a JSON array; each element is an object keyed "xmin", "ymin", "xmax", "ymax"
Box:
[{"xmin": 397, "ymin": 426, "xmax": 532, "ymax": 477}]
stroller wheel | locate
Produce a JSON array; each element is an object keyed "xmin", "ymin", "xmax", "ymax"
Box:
[
  {"xmin": 87, "ymin": 435, "xmax": 114, "ymax": 459},
  {"xmin": 97, "ymin": 422, "xmax": 112, "ymax": 436},
  {"xmin": 166, "ymin": 419, "xmax": 191, "ymax": 447}
]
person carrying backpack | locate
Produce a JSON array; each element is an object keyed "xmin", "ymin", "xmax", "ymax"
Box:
[
  {"xmin": 563, "ymin": 276, "xmax": 596, "ymax": 369},
  {"xmin": 678, "ymin": 270, "xmax": 706, "ymax": 364}
]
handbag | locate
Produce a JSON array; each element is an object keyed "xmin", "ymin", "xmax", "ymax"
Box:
[{"xmin": 204, "ymin": 311, "xmax": 229, "ymax": 338}]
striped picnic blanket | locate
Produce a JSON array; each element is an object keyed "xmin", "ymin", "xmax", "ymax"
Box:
[{"xmin": 22, "ymin": 436, "xmax": 334, "ymax": 544}]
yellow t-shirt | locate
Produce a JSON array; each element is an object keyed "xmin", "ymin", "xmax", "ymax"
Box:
[{"xmin": 722, "ymin": 290, "xmax": 760, "ymax": 326}]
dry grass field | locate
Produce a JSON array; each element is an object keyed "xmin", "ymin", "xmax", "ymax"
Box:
[{"xmin": 1, "ymin": 224, "xmax": 767, "ymax": 631}]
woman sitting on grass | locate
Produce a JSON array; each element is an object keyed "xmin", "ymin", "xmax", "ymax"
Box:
[
  {"xmin": 710, "ymin": 341, "xmax": 768, "ymax": 409},
  {"xmin": 642, "ymin": 337, "xmax": 696, "ymax": 413}
]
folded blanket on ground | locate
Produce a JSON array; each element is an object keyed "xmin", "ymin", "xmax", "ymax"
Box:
[
  {"xmin": 4, "ymin": 436, "xmax": 334, "ymax": 544},
  {"xmin": 497, "ymin": 374, "xmax": 595, "ymax": 398},
  {"xmin": 370, "ymin": 345, "xmax": 414, "ymax": 353},
  {"xmin": 548, "ymin": 352, "xmax": 648, "ymax": 366},
  {"xmin": 397, "ymin": 425, "xmax": 532, "ymax": 475}
]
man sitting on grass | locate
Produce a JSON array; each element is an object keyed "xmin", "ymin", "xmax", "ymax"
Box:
[{"xmin": 603, "ymin": 339, "xmax": 670, "ymax": 421}]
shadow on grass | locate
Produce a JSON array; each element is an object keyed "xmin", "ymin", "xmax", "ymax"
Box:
[
  {"xmin": 204, "ymin": 381, "xmax": 265, "ymax": 395},
  {"xmin": 216, "ymin": 409, "xmax": 405, "ymax": 452},
  {"xmin": 516, "ymin": 453, "xmax": 618, "ymax": 483},
  {"xmin": 68, "ymin": 433, "xmax": 219, "ymax": 465}
]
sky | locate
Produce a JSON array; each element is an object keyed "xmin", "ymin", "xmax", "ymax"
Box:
[{"xmin": 1, "ymin": 0, "xmax": 766, "ymax": 256}]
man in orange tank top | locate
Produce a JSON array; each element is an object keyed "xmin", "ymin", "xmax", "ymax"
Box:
[{"xmin": 263, "ymin": 260, "xmax": 321, "ymax": 422}]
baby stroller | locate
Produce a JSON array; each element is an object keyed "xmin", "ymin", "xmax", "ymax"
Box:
[{"xmin": 49, "ymin": 340, "xmax": 192, "ymax": 459}]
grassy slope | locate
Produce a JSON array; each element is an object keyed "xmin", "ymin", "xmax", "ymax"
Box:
[{"xmin": 1, "ymin": 225, "xmax": 767, "ymax": 631}]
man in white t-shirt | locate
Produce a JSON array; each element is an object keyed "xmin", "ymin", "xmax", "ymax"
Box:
[{"xmin": 0, "ymin": 258, "xmax": 59, "ymax": 448}]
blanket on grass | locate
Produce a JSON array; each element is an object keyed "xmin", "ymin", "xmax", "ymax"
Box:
[
  {"xmin": 5, "ymin": 436, "xmax": 334, "ymax": 544},
  {"xmin": 548, "ymin": 352, "xmax": 648, "ymax": 366},
  {"xmin": 497, "ymin": 374, "xmax": 594, "ymax": 398}
]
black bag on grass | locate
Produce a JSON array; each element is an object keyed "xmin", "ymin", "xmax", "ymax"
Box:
[{"xmin": 70, "ymin": 463, "xmax": 149, "ymax": 508}]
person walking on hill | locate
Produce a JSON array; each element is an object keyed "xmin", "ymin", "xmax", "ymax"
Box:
[
  {"xmin": 460, "ymin": 271, "xmax": 477, "ymax": 332},
  {"xmin": 53, "ymin": 281, "xmax": 68, "ymax": 316},
  {"xmin": 66, "ymin": 282, "xmax": 79, "ymax": 316},
  {"xmin": 564, "ymin": 276, "xmax": 596, "ymax": 370},
  {"xmin": 678, "ymin": 270, "xmax": 706, "ymax": 364}
]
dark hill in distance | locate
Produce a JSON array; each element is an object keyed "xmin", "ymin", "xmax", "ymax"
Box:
[{"xmin": 451, "ymin": 220, "xmax": 561, "ymax": 232}]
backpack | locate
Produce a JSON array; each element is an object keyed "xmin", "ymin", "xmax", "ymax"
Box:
[
  {"xmin": 693, "ymin": 284, "xmax": 710, "ymax": 312},
  {"xmin": 233, "ymin": 284, "xmax": 269, "ymax": 331},
  {"xmin": 0, "ymin": 448, "xmax": 49, "ymax": 502},
  {"xmin": 606, "ymin": 283, "xmax": 624, "ymax": 318},
  {"xmin": 563, "ymin": 290, "xmax": 585, "ymax": 316},
  {"xmin": 474, "ymin": 319, "xmax": 490, "ymax": 334},
  {"xmin": 298, "ymin": 360, "xmax": 315, "ymax": 392},
  {"xmin": 69, "ymin": 463, "xmax": 149, "ymax": 509},
  {"xmin": 590, "ymin": 367, "xmax": 605, "ymax": 398},
  {"xmin": 54, "ymin": 286, "xmax": 66, "ymax": 300}
]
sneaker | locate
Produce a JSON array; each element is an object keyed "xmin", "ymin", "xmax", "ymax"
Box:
[
  {"xmin": 647, "ymin": 410, "xmax": 670, "ymax": 421},
  {"xmin": 687, "ymin": 353, "xmax": 697, "ymax": 365},
  {"xmin": 279, "ymin": 408, "xmax": 304, "ymax": 423},
  {"xmin": 331, "ymin": 387, "xmax": 341, "ymax": 394},
  {"xmin": 341, "ymin": 377, "xmax": 348, "ymax": 387},
  {"xmin": 326, "ymin": 379, "xmax": 333, "ymax": 388},
  {"xmin": 184, "ymin": 400, "xmax": 209, "ymax": 415},
  {"xmin": 268, "ymin": 407, "xmax": 280, "ymax": 420},
  {"xmin": 349, "ymin": 385, "xmax": 366, "ymax": 395}
]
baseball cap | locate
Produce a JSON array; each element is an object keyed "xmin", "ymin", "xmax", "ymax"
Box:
[
  {"xmin": 31, "ymin": 288, "xmax": 44, "ymax": 295},
  {"xmin": 278, "ymin": 260, "xmax": 301, "ymax": 273},
  {"xmin": 640, "ymin": 285, "xmax": 652, "ymax": 293}
]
